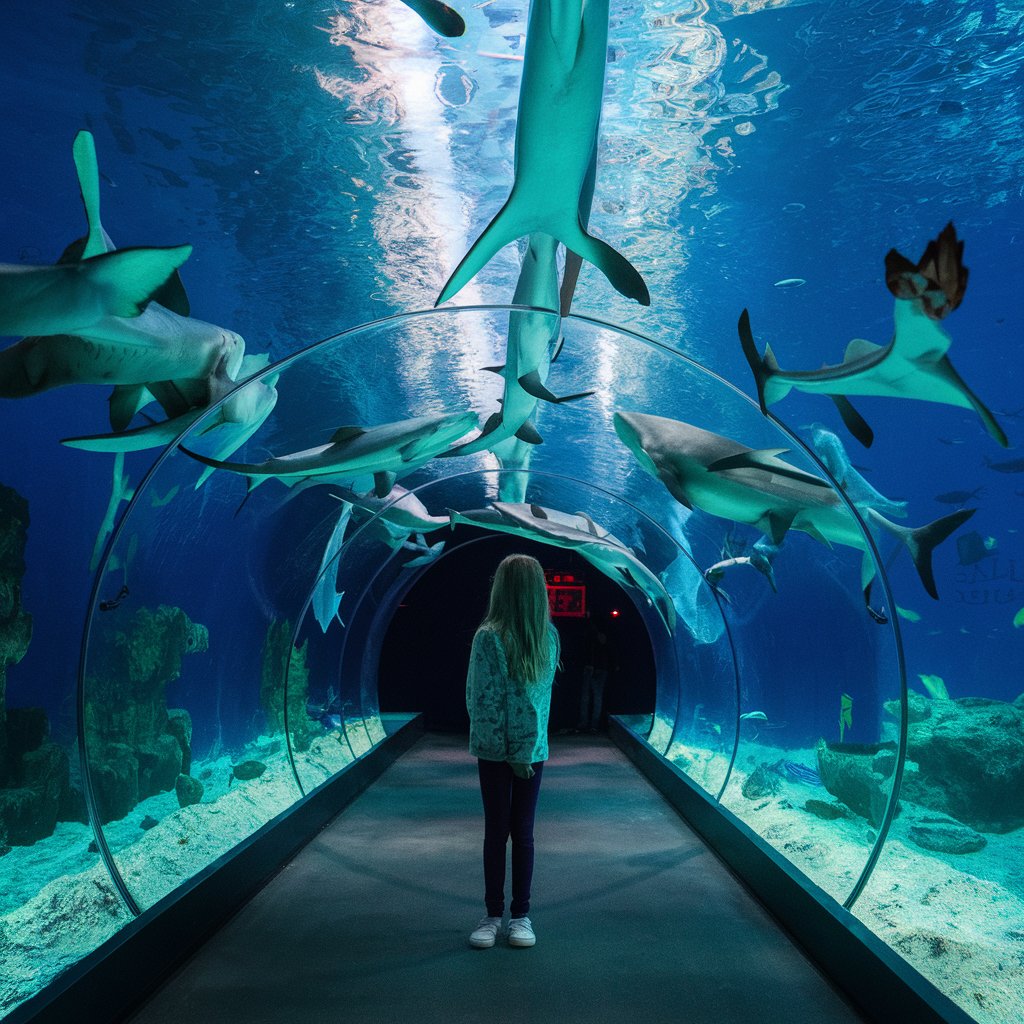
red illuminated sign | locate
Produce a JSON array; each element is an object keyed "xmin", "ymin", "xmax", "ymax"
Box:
[{"xmin": 545, "ymin": 570, "xmax": 585, "ymax": 618}]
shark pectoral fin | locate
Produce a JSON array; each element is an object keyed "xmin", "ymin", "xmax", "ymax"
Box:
[
  {"xmin": 517, "ymin": 369, "xmax": 594, "ymax": 404},
  {"xmin": 559, "ymin": 249, "xmax": 584, "ymax": 316},
  {"xmin": 709, "ymin": 449, "xmax": 830, "ymax": 488},
  {"xmin": 400, "ymin": 0, "xmax": 465, "ymax": 37},
  {"xmin": 436, "ymin": 194, "xmax": 524, "ymax": 305},
  {"xmin": 757, "ymin": 510, "xmax": 796, "ymax": 546},
  {"xmin": 830, "ymin": 395, "xmax": 875, "ymax": 448},
  {"xmin": 481, "ymin": 364, "xmax": 506, "ymax": 376},
  {"xmin": 373, "ymin": 471, "xmax": 397, "ymax": 498},
  {"xmin": 109, "ymin": 384, "xmax": 152, "ymax": 431},
  {"xmin": 801, "ymin": 522, "xmax": 833, "ymax": 548},
  {"xmin": 935, "ymin": 355, "xmax": 1009, "ymax": 447},
  {"xmin": 86, "ymin": 244, "xmax": 194, "ymax": 318},
  {"xmin": 562, "ymin": 222, "xmax": 650, "ymax": 306},
  {"xmin": 515, "ymin": 421, "xmax": 543, "ymax": 445},
  {"xmin": 151, "ymin": 271, "xmax": 191, "ymax": 317}
]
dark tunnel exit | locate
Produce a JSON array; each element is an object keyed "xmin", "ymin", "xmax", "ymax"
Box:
[{"xmin": 377, "ymin": 532, "xmax": 657, "ymax": 732}]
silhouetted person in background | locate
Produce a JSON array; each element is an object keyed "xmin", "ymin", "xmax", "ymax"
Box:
[
  {"xmin": 578, "ymin": 623, "xmax": 610, "ymax": 733},
  {"xmin": 465, "ymin": 554, "xmax": 561, "ymax": 949}
]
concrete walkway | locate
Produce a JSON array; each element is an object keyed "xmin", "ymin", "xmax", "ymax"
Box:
[{"xmin": 128, "ymin": 733, "xmax": 864, "ymax": 1024}]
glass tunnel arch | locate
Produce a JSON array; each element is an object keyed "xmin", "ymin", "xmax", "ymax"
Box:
[{"xmin": 79, "ymin": 304, "xmax": 908, "ymax": 920}]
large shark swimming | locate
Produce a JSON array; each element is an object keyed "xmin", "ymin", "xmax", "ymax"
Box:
[
  {"xmin": 613, "ymin": 410, "xmax": 974, "ymax": 601},
  {"xmin": 435, "ymin": 0, "xmax": 649, "ymax": 307},
  {"xmin": 0, "ymin": 132, "xmax": 246, "ymax": 415},
  {"xmin": 180, "ymin": 410, "xmax": 478, "ymax": 496},
  {"xmin": 738, "ymin": 224, "xmax": 1008, "ymax": 448}
]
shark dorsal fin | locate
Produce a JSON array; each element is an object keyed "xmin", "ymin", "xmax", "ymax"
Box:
[
  {"xmin": 842, "ymin": 337, "xmax": 884, "ymax": 363},
  {"xmin": 530, "ymin": 504, "xmax": 548, "ymax": 519},
  {"xmin": 331, "ymin": 426, "xmax": 366, "ymax": 444},
  {"xmin": 709, "ymin": 448, "xmax": 834, "ymax": 488}
]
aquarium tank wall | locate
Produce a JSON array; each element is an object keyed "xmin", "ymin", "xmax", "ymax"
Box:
[{"xmin": 1, "ymin": 0, "xmax": 1022, "ymax": 1021}]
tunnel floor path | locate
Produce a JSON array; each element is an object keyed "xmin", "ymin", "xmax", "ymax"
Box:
[{"xmin": 128, "ymin": 731, "xmax": 865, "ymax": 1024}]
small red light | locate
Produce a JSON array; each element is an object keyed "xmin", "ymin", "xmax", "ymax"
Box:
[{"xmin": 610, "ymin": 609, "xmax": 620, "ymax": 618}]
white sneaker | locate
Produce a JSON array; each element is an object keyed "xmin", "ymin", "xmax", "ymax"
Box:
[
  {"xmin": 508, "ymin": 916, "xmax": 536, "ymax": 947},
  {"xmin": 469, "ymin": 916, "xmax": 503, "ymax": 948}
]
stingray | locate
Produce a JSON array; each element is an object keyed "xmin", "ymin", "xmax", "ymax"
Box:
[
  {"xmin": 614, "ymin": 410, "xmax": 974, "ymax": 601},
  {"xmin": 435, "ymin": 0, "xmax": 648, "ymax": 307},
  {"xmin": 738, "ymin": 224, "xmax": 1007, "ymax": 448}
]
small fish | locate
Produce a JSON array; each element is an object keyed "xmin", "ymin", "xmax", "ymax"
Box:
[
  {"xmin": 99, "ymin": 585, "xmax": 130, "ymax": 611},
  {"xmin": 228, "ymin": 760, "xmax": 267, "ymax": 786},
  {"xmin": 839, "ymin": 693, "xmax": 853, "ymax": 743},
  {"xmin": 896, "ymin": 605, "xmax": 922, "ymax": 623},
  {"xmin": 740, "ymin": 711, "xmax": 768, "ymax": 721},
  {"xmin": 986, "ymin": 456, "xmax": 1024, "ymax": 473},
  {"xmin": 957, "ymin": 530, "xmax": 994, "ymax": 565},
  {"xmin": 867, "ymin": 604, "xmax": 888, "ymax": 624},
  {"xmin": 773, "ymin": 277, "xmax": 806, "ymax": 288},
  {"xmin": 769, "ymin": 758, "xmax": 822, "ymax": 787},
  {"xmin": 935, "ymin": 487, "xmax": 982, "ymax": 505},
  {"xmin": 1013, "ymin": 607, "xmax": 1024, "ymax": 628},
  {"xmin": 140, "ymin": 815, "xmax": 159, "ymax": 831},
  {"xmin": 917, "ymin": 673, "xmax": 949, "ymax": 699}
]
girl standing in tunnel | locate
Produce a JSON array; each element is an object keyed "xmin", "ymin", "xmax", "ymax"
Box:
[{"xmin": 466, "ymin": 553, "xmax": 560, "ymax": 949}]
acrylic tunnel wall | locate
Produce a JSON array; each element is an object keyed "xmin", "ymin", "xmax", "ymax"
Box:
[{"xmin": 75, "ymin": 305, "xmax": 904, "ymax": 922}]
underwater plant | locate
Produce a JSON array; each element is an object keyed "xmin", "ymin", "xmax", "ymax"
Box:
[{"xmin": 838, "ymin": 693, "xmax": 853, "ymax": 743}]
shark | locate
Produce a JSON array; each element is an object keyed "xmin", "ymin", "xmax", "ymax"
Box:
[
  {"xmin": 0, "ymin": 131, "xmax": 244, "ymax": 408},
  {"xmin": 312, "ymin": 500, "xmax": 354, "ymax": 633},
  {"xmin": 62, "ymin": 353, "xmax": 281, "ymax": 494},
  {"xmin": 807, "ymin": 425, "xmax": 907, "ymax": 519},
  {"xmin": 90, "ymin": 451, "xmax": 135, "ymax": 573},
  {"xmin": 738, "ymin": 223, "xmax": 1008, "ymax": 448},
  {"xmin": 179, "ymin": 410, "xmax": 478, "ymax": 496},
  {"xmin": 0, "ymin": 245, "xmax": 192, "ymax": 341},
  {"xmin": 445, "ymin": 233, "xmax": 593, "ymax": 456},
  {"xmin": 435, "ymin": 0, "xmax": 649, "ymax": 307},
  {"xmin": 449, "ymin": 501, "xmax": 676, "ymax": 634},
  {"xmin": 613, "ymin": 410, "xmax": 974, "ymax": 601}
]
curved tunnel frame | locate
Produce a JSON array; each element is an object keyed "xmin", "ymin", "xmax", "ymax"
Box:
[{"xmin": 77, "ymin": 304, "xmax": 908, "ymax": 919}]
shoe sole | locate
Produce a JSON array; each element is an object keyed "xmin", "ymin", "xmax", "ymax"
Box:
[
  {"xmin": 508, "ymin": 936, "xmax": 535, "ymax": 948},
  {"xmin": 469, "ymin": 936, "xmax": 497, "ymax": 948}
]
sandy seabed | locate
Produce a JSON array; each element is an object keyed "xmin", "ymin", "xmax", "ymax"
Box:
[
  {"xmin": 670, "ymin": 735, "xmax": 1024, "ymax": 1024},
  {"xmin": 0, "ymin": 726, "xmax": 356, "ymax": 1017}
]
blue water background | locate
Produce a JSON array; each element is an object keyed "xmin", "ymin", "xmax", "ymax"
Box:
[{"xmin": 1, "ymin": 0, "xmax": 1022, "ymax": 754}]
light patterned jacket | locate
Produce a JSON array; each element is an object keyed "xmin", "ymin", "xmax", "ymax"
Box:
[{"xmin": 466, "ymin": 624, "xmax": 559, "ymax": 764}]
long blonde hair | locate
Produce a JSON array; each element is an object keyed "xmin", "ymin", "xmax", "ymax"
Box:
[{"xmin": 481, "ymin": 554, "xmax": 558, "ymax": 683}]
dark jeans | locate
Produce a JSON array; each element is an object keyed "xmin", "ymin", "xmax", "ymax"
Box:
[{"xmin": 477, "ymin": 758, "xmax": 544, "ymax": 919}]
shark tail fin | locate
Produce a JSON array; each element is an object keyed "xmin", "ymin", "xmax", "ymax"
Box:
[
  {"xmin": 872, "ymin": 507, "xmax": 975, "ymax": 599},
  {"xmin": 438, "ymin": 196, "xmax": 648, "ymax": 306},
  {"xmin": 436, "ymin": 196, "xmax": 523, "ymax": 305},
  {"xmin": 84, "ymin": 245, "xmax": 193, "ymax": 319},
  {"xmin": 738, "ymin": 309, "xmax": 788, "ymax": 413},
  {"xmin": 558, "ymin": 221, "xmax": 649, "ymax": 306}
]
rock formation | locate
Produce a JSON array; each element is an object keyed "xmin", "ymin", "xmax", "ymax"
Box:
[
  {"xmin": 260, "ymin": 620, "xmax": 313, "ymax": 753},
  {"xmin": 84, "ymin": 605, "xmax": 207, "ymax": 823},
  {"xmin": 883, "ymin": 691, "xmax": 1024, "ymax": 833}
]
